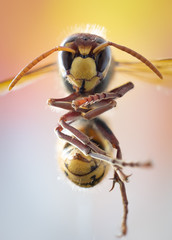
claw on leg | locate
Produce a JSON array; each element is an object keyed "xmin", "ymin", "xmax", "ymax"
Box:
[
  {"xmin": 72, "ymin": 82, "xmax": 134, "ymax": 110},
  {"xmin": 109, "ymin": 171, "xmax": 117, "ymax": 192}
]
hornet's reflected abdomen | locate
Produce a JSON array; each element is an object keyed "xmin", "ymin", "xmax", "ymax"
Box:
[{"xmin": 58, "ymin": 119, "xmax": 112, "ymax": 187}]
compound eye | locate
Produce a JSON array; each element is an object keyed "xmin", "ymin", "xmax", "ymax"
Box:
[
  {"xmin": 95, "ymin": 48, "xmax": 111, "ymax": 73},
  {"xmin": 61, "ymin": 51, "xmax": 73, "ymax": 70}
]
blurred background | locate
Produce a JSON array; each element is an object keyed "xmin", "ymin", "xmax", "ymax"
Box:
[{"xmin": 0, "ymin": 0, "xmax": 172, "ymax": 239}]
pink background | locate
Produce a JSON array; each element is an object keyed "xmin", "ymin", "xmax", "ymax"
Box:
[{"xmin": 0, "ymin": 1, "xmax": 172, "ymax": 240}]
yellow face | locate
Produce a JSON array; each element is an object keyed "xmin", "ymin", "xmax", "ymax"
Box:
[
  {"xmin": 58, "ymin": 33, "xmax": 111, "ymax": 93},
  {"xmin": 67, "ymin": 56, "xmax": 100, "ymax": 92}
]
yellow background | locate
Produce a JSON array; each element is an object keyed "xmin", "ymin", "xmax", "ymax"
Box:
[{"xmin": 0, "ymin": 1, "xmax": 172, "ymax": 240}]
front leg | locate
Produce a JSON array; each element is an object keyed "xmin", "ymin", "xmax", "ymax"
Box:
[
  {"xmin": 82, "ymin": 99, "xmax": 117, "ymax": 120},
  {"xmin": 48, "ymin": 92, "xmax": 81, "ymax": 110},
  {"xmin": 72, "ymin": 82, "xmax": 134, "ymax": 110}
]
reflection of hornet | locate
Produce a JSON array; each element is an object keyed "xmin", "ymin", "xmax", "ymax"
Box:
[{"xmin": 57, "ymin": 117, "xmax": 151, "ymax": 236}]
